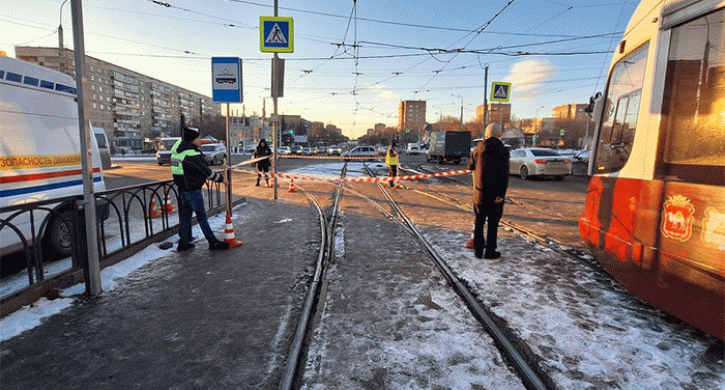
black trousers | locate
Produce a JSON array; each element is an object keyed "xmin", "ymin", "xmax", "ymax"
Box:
[
  {"xmin": 473, "ymin": 201, "xmax": 504, "ymax": 256},
  {"xmin": 388, "ymin": 165, "xmax": 397, "ymax": 187}
]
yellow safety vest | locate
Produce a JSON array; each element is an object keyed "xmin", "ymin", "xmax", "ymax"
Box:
[
  {"xmin": 170, "ymin": 139, "xmax": 201, "ymax": 175},
  {"xmin": 385, "ymin": 149, "xmax": 398, "ymax": 166}
]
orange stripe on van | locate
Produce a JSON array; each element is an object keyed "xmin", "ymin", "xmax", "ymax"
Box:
[
  {"xmin": 0, "ymin": 154, "xmax": 82, "ymax": 170},
  {"xmin": 0, "ymin": 167, "xmax": 101, "ymax": 184}
]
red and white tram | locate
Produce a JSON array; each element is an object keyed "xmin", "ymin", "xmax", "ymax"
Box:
[{"xmin": 579, "ymin": 0, "xmax": 724, "ymax": 340}]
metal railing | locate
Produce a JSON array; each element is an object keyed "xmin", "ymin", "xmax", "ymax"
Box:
[{"xmin": 0, "ymin": 178, "xmax": 230, "ymax": 316}]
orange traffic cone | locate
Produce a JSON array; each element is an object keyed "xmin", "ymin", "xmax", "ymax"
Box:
[
  {"xmin": 465, "ymin": 223, "xmax": 475, "ymax": 249},
  {"xmin": 223, "ymin": 211, "xmax": 243, "ymax": 248},
  {"xmin": 394, "ymin": 179, "xmax": 402, "ymax": 189},
  {"xmin": 288, "ymin": 178, "xmax": 297, "ymax": 193},
  {"xmin": 149, "ymin": 193, "xmax": 161, "ymax": 218},
  {"xmin": 163, "ymin": 188, "xmax": 176, "ymax": 214}
]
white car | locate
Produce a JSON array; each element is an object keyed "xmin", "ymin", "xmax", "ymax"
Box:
[
  {"xmin": 200, "ymin": 143, "xmax": 227, "ymax": 165},
  {"xmin": 406, "ymin": 145, "xmax": 422, "ymax": 155},
  {"xmin": 509, "ymin": 147, "xmax": 572, "ymax": 180},
  {"xmin": 278, "ymin": 146, "xmax": 291, "ymax": 155},
  {"xmin": 342, "ymin": 146, "xmax": 377, "ymax": 160}
]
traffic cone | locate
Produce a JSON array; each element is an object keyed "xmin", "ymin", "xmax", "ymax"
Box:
[
  {"xmin": 288, "ymin": 178, "xmax": 296, "ymax": 193},
  {"xmin": 394, "ymin": 179, "xmax": 402, "ymax": 189},
  {"xmin": 163, "ymin": 188, "xmax": 176, "ymax": 214},
  {"xmin": 465, "ymin": 223, "xmax": 475, "ymax": 249},
  {"xmin": 149, "ymin": 193, "xmax": 161, "ymax": 219},
  {"xmin": 223, "ymin": 211, "xmax": 243, "ymax": 248}
]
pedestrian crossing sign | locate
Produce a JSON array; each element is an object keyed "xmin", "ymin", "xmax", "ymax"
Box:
[
  {"xmin": 260, "ymin": 16, "xmax": 294, "ymax": 53},
  {"xmin": 490, "ymin": 81, "xmax": 512, "ymax": 102}
]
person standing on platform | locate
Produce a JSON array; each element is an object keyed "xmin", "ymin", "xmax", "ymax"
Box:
[
  {"xmin": 171, "ymin": 127, "xmax": 230, "ymax": 252},
  {"xmin": 468, "ymin": 123, "xmax": 509, "ymax": 259},
  {"xmin": 385, "ymin": 140, "xmax": 399, "ymax": 188},
  {"xmin": 253, "ymin": 139, "xmax": 272, "ymax": 187}
]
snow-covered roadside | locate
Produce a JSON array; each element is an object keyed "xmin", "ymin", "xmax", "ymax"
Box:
[
  {"xmin": 423, "ymin": 228, "xmax": 724, "ymax": 390},
  {"xmin": 0, "ymin": 206, "xmax": 248, "ymax": 342}
]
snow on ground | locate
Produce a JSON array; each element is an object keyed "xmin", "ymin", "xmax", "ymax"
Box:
[
  {"xmin": 2, "ymin": 162, "xmax": 722, "ymax": 389},
  {"xmin": 0, "ymin": 205, "xmax": 250, "ymax": 342},
  {"xmin": 424, "ymin": 228, "xmax": 724, "ymax": 390}
]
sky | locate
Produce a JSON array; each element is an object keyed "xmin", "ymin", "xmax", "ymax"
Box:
[{"xmin": 1, "ymin": 0, "xmax": 640, "ymax": 139}]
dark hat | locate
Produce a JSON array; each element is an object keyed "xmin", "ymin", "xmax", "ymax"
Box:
[{"xmin": 183, "ymin": 127, "xmax": 200, "ymax": 143}]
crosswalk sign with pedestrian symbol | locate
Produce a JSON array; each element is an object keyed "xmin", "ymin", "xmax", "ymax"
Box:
[
  {"xmin": 490, "ymin": 81, "xmax": 512, "ymax": 102},
  {"xmin": 260, "ymin": 16, "xmax": 294, "ymax": 53}
]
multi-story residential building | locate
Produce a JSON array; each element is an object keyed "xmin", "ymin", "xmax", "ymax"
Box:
[
  {"xmin": 398, "ymin": 101, "xmax": 426, "ymax": 132},
  {"xmin": 476, "ymin": 103, "xmax": 511, "ymax": 125},
  {"xmin": 15, "ymin": 46, "xmax": 220, "ymax": 149},
  {"xmin": 552, "ymin": 104, "xmax": 589, "ymax": 120}
]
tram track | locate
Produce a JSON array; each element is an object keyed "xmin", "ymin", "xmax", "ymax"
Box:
[{"xmin": 364, "ymin": 164, "xmax": 552, "ymax": 390}]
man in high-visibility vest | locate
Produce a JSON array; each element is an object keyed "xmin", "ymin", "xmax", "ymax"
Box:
[
  {"xmin": 385, "ymin": 141, "xmax": 399, "ymax": 188},
  {"xmin": 171, "ymin": 127, "xmax": 230, "ymax": 252}
]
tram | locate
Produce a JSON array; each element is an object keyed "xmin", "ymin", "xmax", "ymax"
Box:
[{"xmin": 579, "ymin": 0, "xmax": 724, "ymax": 340}]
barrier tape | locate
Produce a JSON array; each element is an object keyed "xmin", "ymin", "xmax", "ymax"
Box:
[
  {"xmin": 280, "ymin": 154, "xmax": 384, "ymax": 161},
  {"xmin": 232, "ymin": 167, "xmax": 471, "ymax": 183}
]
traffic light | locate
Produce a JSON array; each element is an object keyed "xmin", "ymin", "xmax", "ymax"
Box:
[{"xmin": 289, "ymin": 130, "xmax": 294, "ymax": 135}]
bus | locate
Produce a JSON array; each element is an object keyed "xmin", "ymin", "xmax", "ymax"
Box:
[{"xmin": 579, "ymin": 0, "xmax": 724, "ymax": 340}]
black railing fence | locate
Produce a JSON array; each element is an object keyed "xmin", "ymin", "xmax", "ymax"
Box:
[{"xmin": 0, "ymin": 178, "xmax": 233, "ymax": 317}]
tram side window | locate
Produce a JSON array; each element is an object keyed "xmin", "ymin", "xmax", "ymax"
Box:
[
  {"xmin": 595, "ymin": 45, "xmax": 648, "ymax": 174},
  {"xmin": 657, "ymin": 9, "xmax": 725, "ymax": 185}
]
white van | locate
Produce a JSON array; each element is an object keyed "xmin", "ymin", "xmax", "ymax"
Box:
[{"xmin": 0, "ymin": 55, "xmax": 106, "ymax": 258}]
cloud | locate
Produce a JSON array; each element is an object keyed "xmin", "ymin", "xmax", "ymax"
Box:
[{"xmin": 503, "ymin": 59, "xmax": 558, "ymax": 100}]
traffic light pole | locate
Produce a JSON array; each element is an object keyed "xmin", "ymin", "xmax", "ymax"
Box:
[{"xmin": 272, "ymin": 0, "xmax": 279, "ymax": 200}]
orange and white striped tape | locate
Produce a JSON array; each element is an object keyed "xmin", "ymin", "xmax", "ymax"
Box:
[{"xmin": 232, "ymin": 167, "xmax": 470, "ymax": 183}]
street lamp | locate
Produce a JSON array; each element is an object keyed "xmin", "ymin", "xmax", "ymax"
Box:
[
  {"xmin": 452, "ymin": 95, "xmax": 463, "ymax": 130},
  {"xmin": 58, "ymin": 0, "xmax": 69, "ymax": 74}
]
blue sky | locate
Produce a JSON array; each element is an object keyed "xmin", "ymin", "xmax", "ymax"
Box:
[{"xmin": 1, "ymin": 0, "xmax": 639, "ymax": 138}]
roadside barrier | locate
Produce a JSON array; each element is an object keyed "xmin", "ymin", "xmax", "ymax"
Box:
[
  {"xmin": 232, "ymin": 167, "xmax": 471, "ymax": 184},
  {"xmin": 279, "ymin": 155, "xmax": 384, "ymax": 161}
]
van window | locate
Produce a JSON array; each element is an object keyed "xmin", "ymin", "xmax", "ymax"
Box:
[
  {"xmin": 95, "ymin": 132, "xmax": 108, "ymax": 149},
  {"xmin": 594, "ymin": 44, "xmax": 648, "ymax": 174},
  {"xmin": 656, "ymin": 9, "xmax": 725, "ymax": 185}
]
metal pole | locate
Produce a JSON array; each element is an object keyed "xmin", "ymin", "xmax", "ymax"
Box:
[
  {"xmin": 225, "ymin": 103, "xmax": 232, "ymax": 215},
  {"xmin": 272, "ymin": 0, "xmax": 279, "ymax": 200},
  {"xmin": 483, "ymin": 65, "xmax": 489, "ymax": 131},
  {"xmin": 58, "ymin": 0, "xmax": 69, "ymax": 74},
  {"xmin": 71, "ymin": 0, "xmax": 101, "ymax": 297}
]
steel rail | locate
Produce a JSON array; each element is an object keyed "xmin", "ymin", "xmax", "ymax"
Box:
[
  {"xmin": 365, "ymin": 164, "xmax": 552, "ymax": 390},
  {"xmin": 278, "ymin": 163, "xmax": 348, "ymax": 390}
]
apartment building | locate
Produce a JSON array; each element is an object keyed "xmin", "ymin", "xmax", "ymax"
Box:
[
  {"xmin": 15, "ymin": 46, "xmax": 219, "ymax": 148},
  {"xmin": 398, "ymin": 100, "xmax": 426, "ymax": 132}
]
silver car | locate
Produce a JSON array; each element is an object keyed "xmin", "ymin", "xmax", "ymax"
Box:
[
  {"xmin": 509, "ymin": 147, "xmax": 572, "ymax": 180},
  {"xmin": 200, "ymin": 143, "xmax": 227, "ymax": 165},
  {"xmin": 342, "ymin": 146, "xmax": 377, "ymax": 161}
]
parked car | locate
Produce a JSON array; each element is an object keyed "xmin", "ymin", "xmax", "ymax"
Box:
[
  {"xmin": 155, "ymin": 137, "xmax": 181, "ymax": 165},
  {"xmin": 327, "ymin": 145, "xmax": 342, "ymax": 155},
  {"xmin": 406, "ymin": 144, "xmax": 423, "ymax": 155},
  {"xmin": 342, "ymin": 146, "xmax": 377, "ymax": 161},
  {"xmin": 509, "ymin": 147, "xmax": 572, "ymax": 180},
  {"xmin": 278, "ymin": 146, "xmax": 291, "ymax": 155},
  {"xmin": 302, "ymin": 147, "xmax": 313, "ymax": 155},
  {"xmin": 291, "ymin": 145, "xmax": 303, "ymax": 154},
  {"xmin": 574, "ymin": 149, "xmax": 591, "ymax": 164},
  {"xmin": 200, "ymin": 143, "xmax": 227, "ymax": 165}
]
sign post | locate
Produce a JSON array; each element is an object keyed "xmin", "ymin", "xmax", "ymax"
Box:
[
  {"xmin": 490, "ymin": 81, "xmax": 512, "ymax": 131},
  {"xmin": 260, "ymin": 12, "xmax": 294, "ymax": 200},
  {"xmin": 211, "ymin": 57, "xmax": 242, "ymax": 215}
]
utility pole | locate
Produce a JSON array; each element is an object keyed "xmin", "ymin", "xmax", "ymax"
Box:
[
  {"xmin": 483, "ymin": 65, "xmax": 489, "ymax": 131},
  {"xmin": 272, "ymin": 0, "xmax": 279, "ymax": 200},
  {"xmin": 71, "ymin": 0, "xmax": 101, "ymax": 297},
  {"xmin": 58, "ymin": 0, "xmax": 69, "ymax": 74}
]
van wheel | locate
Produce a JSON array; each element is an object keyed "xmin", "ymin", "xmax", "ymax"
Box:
[
  {"xmin": 45, "ymin": 212, "xmax": 73, "ymax": 259},
  {"xmin": 519, "ymin": 166, "xmax": 529, "ymax": 180}
]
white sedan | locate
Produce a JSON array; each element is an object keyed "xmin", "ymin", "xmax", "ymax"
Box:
[
  {"xmin": 509, "ymin": 147, "xmax": 572, "ymax": 180},
  {"xmin": 342, "ymin": 146, "xmax": 377, "ymax": 161}
]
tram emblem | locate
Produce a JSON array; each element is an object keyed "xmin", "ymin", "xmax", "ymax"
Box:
[
  {"xmin": 661, "ymin": 195, "xmax": 695, "ymax": 242},
  {"xmin": 702, "ymin": 207, "xmax": 725, "ymax": 250}
]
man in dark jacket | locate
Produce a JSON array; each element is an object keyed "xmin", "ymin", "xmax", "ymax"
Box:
[
  {"xmin": 468, "ymin": 123, "xmax": 510, "ymax": 259},
  {"xmin": 253, "ymin": 139, "xmax": 272, "ymax": 187},
  {"xmin": 171, "ymin": 127, "xmax": 229, "ymax": 251}
]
